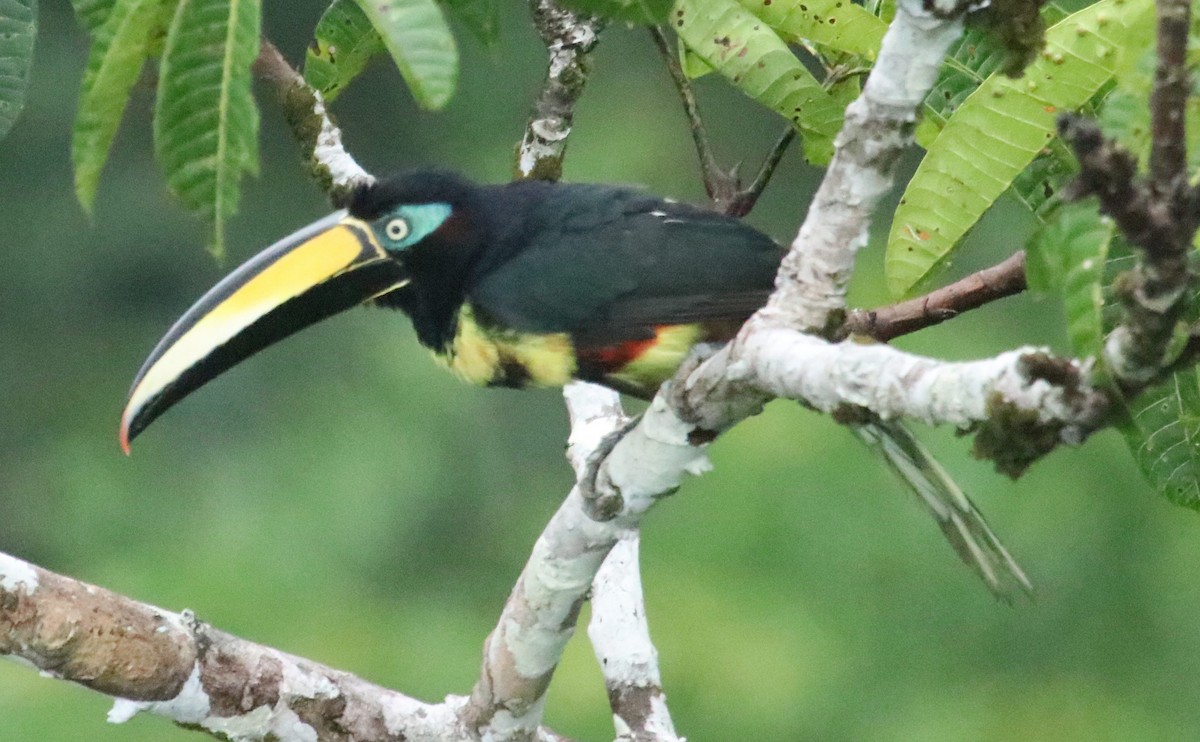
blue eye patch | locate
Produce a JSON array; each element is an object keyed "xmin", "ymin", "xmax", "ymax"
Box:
[{"xmin": 377, "ymin": 202, "xmax": 453, "ymax": 251}]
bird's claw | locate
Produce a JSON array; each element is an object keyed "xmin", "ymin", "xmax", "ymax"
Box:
[{"xmin": 579, "ymin": 414, "xmax": 642, "ymax": 521}]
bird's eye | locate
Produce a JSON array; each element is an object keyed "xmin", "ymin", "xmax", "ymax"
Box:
[{"xmin": 385, "ymin": 218, "xmax": 410, "ymax": 242}]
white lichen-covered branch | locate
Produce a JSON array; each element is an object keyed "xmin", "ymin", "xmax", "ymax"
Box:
[
  {"xmin": 739, "ymin": 332, "xmax": 1106, "ymax": 439},
  {"xmin": 766, "ymin": 0, "xmax": 965, "ymax": 331},
  {"xmin": 461, "ymin": 382, "xmax": 682, "ymax": 740},
  {"xmin": 587, "ymin": 0, "xmax": 1114, "ymax": 512},
  {"xmin": 252, "ymin": 39, "xmax": 374, "ymax": 199},
  {"xmin": 589, "ymin": 536, "xmax": 680, "ymax": 742},
  {"xmin": 7, "ymin": 0, "xmax": 1169, "ymax": 735},
  {"xmin": 514, "ymin": 0, "xmax": 604, "ymax": 180}
]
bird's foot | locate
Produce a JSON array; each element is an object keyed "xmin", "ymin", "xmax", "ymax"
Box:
[{"xmin": 579, "ymin": 414, "xmax": 643, "ymax": 521}]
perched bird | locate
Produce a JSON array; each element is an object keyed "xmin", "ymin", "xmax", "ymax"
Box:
[{"xmin": 120, "ymin": 169, "xmax": 1029, "ymax": 598}]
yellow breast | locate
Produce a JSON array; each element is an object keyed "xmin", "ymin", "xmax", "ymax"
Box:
[{"xmin": 434, "ymin": 305, "xmax": 577, "ymax": 388}]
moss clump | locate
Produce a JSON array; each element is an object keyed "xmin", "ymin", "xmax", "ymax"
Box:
[{"xmin": 971, "ymin": 392, "xmax": 1064, "ymax": 478}]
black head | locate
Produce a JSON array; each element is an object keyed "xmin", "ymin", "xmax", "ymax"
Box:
[
  {"xmin": 348, "ymin": 169, "xmax": 482, "ymax": 220},
  {"xmin": 120, "ymin": 169, "xmax": 489, "ymax": 450}
]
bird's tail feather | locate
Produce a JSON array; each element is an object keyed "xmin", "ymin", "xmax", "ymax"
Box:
[{"xmin": 852, "ymin": 417, "xmax": 1033, "ymax": 602}]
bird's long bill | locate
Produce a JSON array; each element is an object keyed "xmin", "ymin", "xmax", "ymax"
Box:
[{"xmin": 119, "ymin": 211, "xmax": 405, "ymax": 453}]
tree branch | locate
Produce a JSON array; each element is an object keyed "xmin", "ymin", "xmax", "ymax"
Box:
[
  {"xmin": 739, "ymin": 126, "xmax": 797, "ymax": 216},
  {"xmin": 573, "ymin": 0, "xmax": 1109, "ymax": 577},
  {"xmin": 650, "ymin": 26, "xmax": 795, "ymax": 216},
  {"xmin": 514, "ymin": 1, "xmax": 604, "ymax": 181},
  {"xmin": 1149, "ymin": 0, "xmax": 1190, "ymax": 191},
  {"xmin": 461, "ymin": 382, "xmax": 683, "ymax": 740},
  {"xmin": 740, "ymin": 339, "xmax": 1105, "ymax": 445},
  {"xmin": 253, "ymin": 38, "xmax": 373, "ymax": 202},
  {"xmin": 1051, "ymin": 0, "xmax": 1194, "ymax": 388},
  {"xmin": 588, "ymin": 536, "xmax": 680, "ymax": 742},
  {"xmin": 1059, "ymin": 125, "xmax": 1195, "ymax": 385},
  {"xmin": 0, "ymin": 551, "xmax": 570, "ymax": 741},
  {"xmin": 563, "ymin": 388, "xmax": 679, "ymax": 739},
  {"xmin": 843, "ymin": 251, "xmax": 1028, "ymax": 342},
  {"xmin": 649, "ymin": 27, "xmax": 724, "ymax": 199},
  {"xmin": 766, "ymin": 0, "xmax": 968, "ymax": 335}
]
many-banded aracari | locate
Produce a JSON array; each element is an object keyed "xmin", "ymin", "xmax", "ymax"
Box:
[{"xmin": 119, "ymin": 169, "xmax": 1029, "ymax": 598}]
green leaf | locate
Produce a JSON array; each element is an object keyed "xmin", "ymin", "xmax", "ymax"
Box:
[
  {"xmin": 441, "ymin": 0, "xmax": 499, "ymax": 45},
  {"xmin": 922, "ymin": 27, "xmax": 1011, "ymax": 132},
  {"xmin": 1026, "ymin": 200, "xmax": 1200, "ymax": 509},
  {"xmin": 1007, "ymin": 139, "xmax": 1076, "ymax": 220},
  {"xmin": 674, "ymin": 0, "xmax": 841, "ymax": 163},
  {"xmin": 559, "ymin": 0, "xmax": 671, "ymax": 23},
  {"xmin": 0, "ymin": 0, "xmax": 36, "ymax": 143},
  {"xmin": 304, "ymin": 0, "xmax": 386, "ymax": 103},
  {"xmin": 678, "ymin": 35, "xmax": 712, "ymax": 79},
  {"xmin": 734, "ymin": 0, "xmax": 886, "ymax": 59},
  {"xmin": 1024, "ymin": 199, "xmax": 1112, "ymax": 358},
  {"xmin": 922, "ymin": 3, "xmax": 1071, "ymax": 132},
  {"xmin": 923, "ymin": 8, "xmax": 1078, "ymax": 222},
  {"xmin": 1096, "ymin": 42, "xmax": 1170, "ymax": 167},
  {"xmin": 72, "ymin": 0, "xmax": 171, "ymax": 213},
  {"xmin": 351, "ymin": 0, "xmax": 457, "ymax": 110},
  {"xmin": 154, "ymin": 0, "xmax": 260, "ymax": 259},
  {"xmin": 69, "ymin": 0, "xmax": 113, "ymax": 32},
  {"xmin": 886, "ymin": 0, "xmax": 1152, "ymax": 297},
  {"xmin": 1119, "ymin": 370, "xmax": 1200, "ymax": 510}
]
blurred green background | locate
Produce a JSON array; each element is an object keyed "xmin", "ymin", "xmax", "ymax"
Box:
[{"xmin": 2, "ymin": 3, "xmax": 1199, "ymax": 741}]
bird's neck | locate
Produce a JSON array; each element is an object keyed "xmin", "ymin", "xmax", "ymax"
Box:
[
  {"xmin": 375, "ymin": 179, "xmax": 564, "ymax": 365},
  {"xmin": 381, "ymin": 209, "xmax": 484, "ymax": 352}
]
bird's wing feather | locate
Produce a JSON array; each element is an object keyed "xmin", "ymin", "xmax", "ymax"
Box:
[{"xmin": 469, "ymin": 185, "xmax": 782, "ymax": 343}]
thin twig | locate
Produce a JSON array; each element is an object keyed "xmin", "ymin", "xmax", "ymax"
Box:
[
  {"xmin": 649, "ymin": 26, "xmax": 724, "ymax": 197},
  {"xmin": 843, "ymin": 251, "xmax": 1028, "ymax": 342},
  {"xmin": 735, "ymin": 127, "xmax": 797, "ymax": 216},
  {"xmin": 649, "ymin": 27, "xmax": 796, "ymax": 217}
]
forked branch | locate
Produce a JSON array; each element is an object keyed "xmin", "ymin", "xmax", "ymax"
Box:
[
  {"xmin": 11, "ymin": 0, "xmax": 1196, "ymax": 739},
  {"xmin": 650, "ymin": 26, "xmax": 795, "ymax": 217}
]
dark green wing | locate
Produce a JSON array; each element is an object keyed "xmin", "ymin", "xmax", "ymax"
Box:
[{"xmin": 468, "ymin": 183, "xmax": 783, "ymax": 343}]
